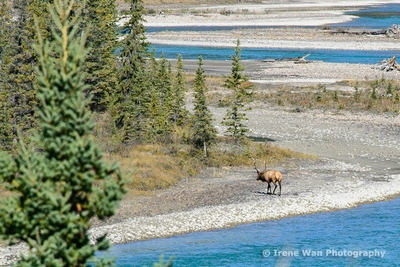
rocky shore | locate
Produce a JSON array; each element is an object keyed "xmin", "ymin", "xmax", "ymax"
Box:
[{"xmin": 87, "ymin": 105, "xmax": 400, "ymax": 244}]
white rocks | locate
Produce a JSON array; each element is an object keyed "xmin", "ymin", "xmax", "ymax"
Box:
[{"xmin": 89, "ymin": 174, "xmax": 400, "ymax": 244}]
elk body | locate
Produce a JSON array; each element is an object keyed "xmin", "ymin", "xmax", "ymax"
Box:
[{"xmin": 254, "ymin": 160, "xmax": 282, "ymax": 196}]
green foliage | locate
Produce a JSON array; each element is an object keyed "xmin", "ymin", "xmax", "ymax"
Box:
[
  {"xmin": 0, "ymin": 0, "xmax": 13, "ymax": 151},
  {"xmin": 386, "ymin": 82, "xmax": 393, "ymax": 96},
  {"xmin": 0, "ymin": 1, "xmax": 125, "ymax": 266},
  {"xmin": 0, "ymin": 0, "xmax": 43, "ymax": 147},
  {"xmin": 332, "ymin": 90, "xmax": 338, "ymax": 102},
  {"xmin": 83, "ymin": 0, "xmax": 118, "ymax": 112},
  {"xmin": 0, "ymin": 0, "xmax": 10, "ymax": 56},
  {"xmin": 222, "ymin": 39, "xmax": 253, "ymax": 145},
  {"xmin": 191, "ymin": 56, "xmax": 217, "ymax": 157},
  {"xmin": 150, "ymin": 53, "xmax": 173, "ymax": 137},
  {"xmin": 150, "ymin": 256, "xmax": 174, "ymax": 267},
  {"xmin": 353, "ymin": 83, "xmax": 360, "ymax": 102},
  {"xmin": 114, "ymin": 0, "xmax": 151, "ymax": 143},
  {"xmin": 171, "ymin": 54, "xmax": 190, "ymax": 126},
  {"xmin": 0, "ymin": 101, "xmax": 12, "ymax": 151},
  {"xmin": 370, "ymin": 86, "xmax": 377, "ymax": 100}
]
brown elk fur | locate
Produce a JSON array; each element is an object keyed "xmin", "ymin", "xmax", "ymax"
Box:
[{"xmin": 254, "ymin": 160, "xmax": 282, "ymax": 196}]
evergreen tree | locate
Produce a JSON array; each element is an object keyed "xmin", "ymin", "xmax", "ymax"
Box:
[
  {"xmin": 153, "ymin": 52, "xmax": 173, "ymax": 135},
  {"xmin": 83, "ymin": 0, "xmax": 118, "ymax": 112},
  {"xmin": 0, "ymin": 0, "xmax": 10, "ymax": 56},
  {"xmin": 222, "ymin": 39, "xmax": 253, "ymax": 145},
  {"xmin": 147, "ymin": 83, "xmax": 169, "ymax": 143},
  {"xmin": 171, "ymin": 54, "xmax": 189, "ymax": 126},
  {"xmin": 0, "ymin": 0, "xmax": 13, "ymax": 150},
  {"xmin": 191, "ymin": 56, "xmax": 217, "ymax": 156},
  {"xmin": 114, "ymin": 0, "xmax": 150, "ymax": 142},
  {"xmin": 1, "ymin": 0, "xmax": 44, "ymax": 146},
  {"xmin": 0, "ymin": 100, "xmax": 12, "ymax": 151},
  {"xmin": 0, "ymin": 1, "xmax": 125, "ymax": 266}
]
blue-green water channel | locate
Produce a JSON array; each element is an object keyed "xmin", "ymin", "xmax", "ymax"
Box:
[
  {"xmin": 99, "ymin": 197, "xmax": 400, "ymax": 267},
  {"xmin": 332, "ymin": 3, "xmax": 400, "ymax": 29},
  {"xmin": 150, "ymin": 45, "xmax": 400, "ymax": 64},
  {"xmin": 147, "ymin": 3, "xmax": 400, "ymax": 64}
]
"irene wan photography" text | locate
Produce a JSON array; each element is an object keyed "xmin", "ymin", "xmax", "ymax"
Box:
[{"xmin": 262, "ymin": 249, "xmax": 386, "ymax": 259}]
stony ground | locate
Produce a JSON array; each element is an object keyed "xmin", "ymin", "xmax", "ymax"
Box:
[
  {"xmin": 94, "ymin": 58, "xmax": 400, "ymax": 228},
  {"xmin": 88, "ymin": 102, "xmax": 400, "ymax": 243},
  {"xmin": 88, "ymin": 97, "xmax": 400, "ymax": 244}
]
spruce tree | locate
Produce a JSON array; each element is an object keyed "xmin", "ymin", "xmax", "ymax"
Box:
[
  {"xmin": 154, "ymin": 53, "xmax": 173, "ymax": 135},
  {"xmin": 0, "ymin": 0, "xmax": 13, "ymax": 150},
  {"xmin": 0, "ymin": 0, "xmax": 10, "ymax": 56},
  {"xmin": 171, "ymin": 54, "xmax": 189, "ymax": 126},
  {"xmin": 1, "ymin": 0, "xmax": 43, "ymax": 146},
  {"xmin": 114, "ymin": 0, "xmax": 150, "ymax": 142},
  {"xmin": 0, "ymin": 1, "xmax": 125, "ymax": 266},
  {"xmin": 83, "ymin": 0, "xmax": 118, "ymax": 112},
  {"xmin": 222, "ymin": 39, "xmax": 253, "ymax": 145},
  {"xmin": 191, "ymin": 56, "xmax": 217, "ymax": 156}
]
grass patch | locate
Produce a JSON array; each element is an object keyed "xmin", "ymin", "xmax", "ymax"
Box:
[
  {"xmin": 105, "ymin": 138, "xmax": 313, "ymax": 192},
  {"xmin": 109, "ymin": 144, "xmax": 200, "ymax": 191},
  {"xmin": 142, "ymin": 0, "xmax": 263, "ymax": 7},
  {"xmin": 253, "ymin": 79, "xmax": 400, "ymax": 113}
]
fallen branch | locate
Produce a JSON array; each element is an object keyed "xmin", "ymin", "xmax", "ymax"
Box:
[
  {"xmin": 294, "ymin": 54, "xmax": 311, "ymax": 64},
  {"xmin": 263, "ymin": 54, "xmax": 313, "ymax": 63},
  {"xmin": 330, "ymin": 24, "xmax": 400, "ymax": 38}
]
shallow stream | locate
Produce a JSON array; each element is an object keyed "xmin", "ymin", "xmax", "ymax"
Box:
[{"xmin": 147, "ymin": 3, "xmax": 400, "ymax": 64}]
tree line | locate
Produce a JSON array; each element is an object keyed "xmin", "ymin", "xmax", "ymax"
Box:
[
  {"xmin": 0, "ymin": 0, "xmax": 253, "ymax": 265},
  {"xmin": 0, "ymin": 0, "xmax": 253, "ymax": 154}
]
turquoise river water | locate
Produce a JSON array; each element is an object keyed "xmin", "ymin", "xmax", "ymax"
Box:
[
  {"xmin": 148, "ymin": 3, "xmax": 400, "ymax": 64},
  {"xmin": 100, "ymin": 197, "xmax": 400, "ymax": 267}
]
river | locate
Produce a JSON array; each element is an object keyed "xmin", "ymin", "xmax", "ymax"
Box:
[
  {"xmin": 100, "ymin": 197, "xmax": 400, "ymax": 267},
  {"xmin": 148, "ymin": 3, "xmax": 400, "ymax": 63}
]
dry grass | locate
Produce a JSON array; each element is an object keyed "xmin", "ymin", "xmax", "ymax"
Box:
[
  {"xmin": 255, "ymin": 79, "xmax": 400, "ymax": 113},
  {"xmin": 103, "ymin": 137, "xmax": 312, "ymax": 192},
  {"xmin": 110, "ymin": 144, "xmax": 199, "ymax": 191},
  {"xmin": 207, "ymin": 137, "xmax": 314, "ymax": 168},
  {"xmin": 116, "ymin": 0, "xmax": 264, "ymax": 15},
  {"xmin": 142, "ymin": 0, "xmax": 262, "ymax": 7}
]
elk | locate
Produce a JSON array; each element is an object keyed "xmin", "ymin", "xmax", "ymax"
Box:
[{"xmin": 253, "ymin": 159, "xmax": 282, "ymax": 196}]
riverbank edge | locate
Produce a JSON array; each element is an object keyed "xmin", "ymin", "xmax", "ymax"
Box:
[
  {"xmin": 88, "ymin": 175, "xmax": 400, "ymax": 245},
  {"xmin": 142, "ymin": 0, "xmax": 400, "ymax": 28},
  {"xmin": 2, "ymin": 174, "xmax": 400, "ymax": 265}
]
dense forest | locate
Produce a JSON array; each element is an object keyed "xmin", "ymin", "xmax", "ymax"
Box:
[{"xmin": 0, "ymin": 0, "xmax": 255, "ymax": 154}]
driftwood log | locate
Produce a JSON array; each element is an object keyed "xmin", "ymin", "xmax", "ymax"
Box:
[
  {"xmin": 330, "ymin": 24, "xmax": 400, "ymax": 38},
  {"xmin": 294, "ymin": 54, "xmax": 311, "ymax": 64},
  {"xmin": 374, "ymin": 55, "xmax": 400, "ymax": 72},
  {"xmin": 263, "ymin": 54, "xmax": 313, "ymax": 63}
]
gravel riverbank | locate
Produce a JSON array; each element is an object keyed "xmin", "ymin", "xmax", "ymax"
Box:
[{"xmin": 88, "ymin": 106, "xmax": 400, "ymax": 244}]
